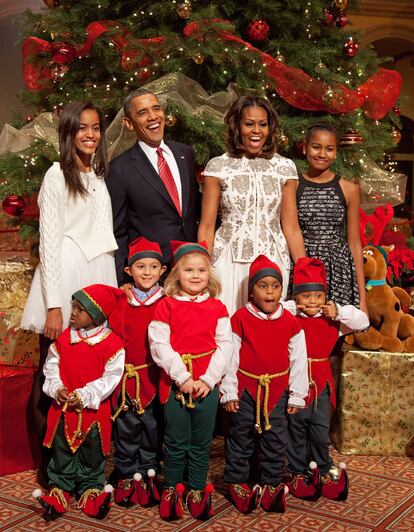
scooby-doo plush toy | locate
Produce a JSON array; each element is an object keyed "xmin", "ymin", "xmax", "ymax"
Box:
[{"xmin": 355, "ymin": 244, "xmax": 414, "ymax": 353}]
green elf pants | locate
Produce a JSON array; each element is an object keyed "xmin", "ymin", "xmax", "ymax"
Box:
[
  {"xmin": 163, "ymin": 386, "xmax": 219, "ymax": 490},
  {"xmin": 47, "ymin": 419, "xmax": 105, "ymax": 495}
]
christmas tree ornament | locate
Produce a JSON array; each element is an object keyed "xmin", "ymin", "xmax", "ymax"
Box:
[
  {"xmin": 52, "ymin": 42, "xmax": 76, "ymax": 64},
  {"xmin": 2, "ymin": 195, "xmax": 25, "ymax": 217},
  {"xmin": 344, "ymin": 37, "xmax": 358, "ymax": 57},
  {"xmin": 177, "ymin": 1, "xmax": 192, "ymax": 19},
  {"xmin": 278, "ymin": 132, "xmax": 289, "ymax": 148},
  {"xmin": 334, "ymin": 0, "xmax": 348, "ymax": 9},
  {"xmin": 275, "ymin": 53, "xmax": 285, "ymax": 63},
  {"xmin": 392, "ymin": 106, "xmax": 401, "ymax": 116},
  {"xmin": 246, "ymin": 20, "xmax": 270, "ymax": 42},
  {"xmin": 323, "ymin": 9, "xmax": 334, "ymax": 25},
  {"xmin": 295, "ymin": 140, "xmax": 305, "ymax": 156},
  {"xmin": 50, "ymin": 64, "xmax": 69, "ymax": 81},
  {"xmin": 335, "ymin": 10, "xmax": 349, "ymax": 28},
  {"xmin": 43, "ymin": 0, "xmax": 59, "ymax": 7},
  {"xmin": 165, "ymin": 114, "xmax": 177, "ymax": 127},
  {"xmin": 390, "ymin": 127, "xmax": 402, "ymax": 144},
  {"xmin": 315, "ymin": 61, "xmax": 327, "ymax": 73},
  {"xmin": 192, "ymin": 52, "xmax": 205, "ymax": 64},
  {"xmin": 339, "ymin": 130, "xmax": 364, "ymax": 146}
]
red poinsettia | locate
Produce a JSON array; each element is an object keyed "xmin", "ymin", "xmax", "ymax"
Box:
[{"xmin": 387, "ymin": 246, "xmax": 414, "ymax": 287}]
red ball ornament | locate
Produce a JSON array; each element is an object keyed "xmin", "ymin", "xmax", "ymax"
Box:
[
  {"xmin": 43, "ymin": 0, "xmax": 59, "ymax": 6},
  {"xmin": 52, "ymin": 42, "xmax": 76, "ymax": 64},
  {"xmin": 295, "ymin": 140, "xmax": 305, "ymax": 156},
  {"xmin": 335, "ymin": 10, "xmax": 349, "ymax": 28},
  {"xmin": 2, "ymin": 195, "xmax": 25, "ymax": 217},
  {"xmin": 344, "ymin": 37, "xmax": 358, "ymax": 57},
  {"xmin": 246, "ymin": 20, "xmax": 270, "ymax": 42},
  {"xmin": 392, "ymin": 106, "xmax": 401, "ymax": 116},
  {"xmin": 323, "ymin": 9, "xmax": 334, "ymax": 25}
]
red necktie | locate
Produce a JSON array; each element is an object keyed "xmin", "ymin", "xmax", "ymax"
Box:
[{"xmin": 156, "ymin": 147, "xmax": 182, "ymax": 217}]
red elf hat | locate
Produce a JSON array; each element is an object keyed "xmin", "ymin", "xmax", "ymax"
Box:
[
  {"xmin": 170, "ymin": 240, "xmax": 210, "ymax": 266},
  {"xmin": 128, "ymin": 236, "xmax": 163, "ymax": 266},
  {"xmin": 248, "ymin": 254, "xmax": 283, "ymax": 293},
  {"xmin": 72, "ymin": 284, "xmax": 125, "ymax": 324},
  {"xmin": 292, "ymin": 257, "xmax": 327, "ymax": 295}
]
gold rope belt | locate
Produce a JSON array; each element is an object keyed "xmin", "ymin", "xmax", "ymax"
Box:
[
  {"xmin": 307, "ymin": 357, "xmax": 328, "ymax": 406},
  {"xmin": 62, "ymin": 392, "xmax": 83, "ymax": 445},
  {"xmin": 112, "ymin": 362, "xmax": 154, "ymax": 420},
  {"xmin": 238, "ymin": 367, "xmax": 290, "ymax": 433},
  {"xmin": 175, "ymin": 349, "xmax": 214, "ymax": 409}
]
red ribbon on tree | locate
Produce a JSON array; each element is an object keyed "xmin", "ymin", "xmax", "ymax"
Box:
[{"xmin": 22, "ymin": 18, "xmax": 401, "ymax": 119}]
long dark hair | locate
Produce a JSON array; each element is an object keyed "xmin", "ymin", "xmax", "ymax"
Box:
[
  {"xmin": 225, "ymin": 95, "xmax": 279, "ymax": 159},
  {"xmin": 58, "ymin": 101, "xmax": 108, "ymax": 197},
  {"xmin": 306, "ymin": 123, "xmax": 339, "ymax": 145}
]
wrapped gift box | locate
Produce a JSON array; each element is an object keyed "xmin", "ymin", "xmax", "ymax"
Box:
[
  {"xmin": 334, "ymin": 349, "xmax": 414, "ymax": 456},
  {"xmin": 0, "ymin": 365, "xmax": 40, "ymax": 475},
  {"xmin": 0, "ymin": 258, "xmax": 38, "ymax": 367}
]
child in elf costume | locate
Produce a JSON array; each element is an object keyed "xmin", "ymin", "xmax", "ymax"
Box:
[
  {"xmin": 148, "ymin": 241, "xmax": 233, "ymax": 521},
  {"xmin": 109, "ymin": 237, "xmax": 166, "ymax": 508},
  {"xmin": 285, "ymin": 257, "xmax": 369, "ymax": 501},
  {"xmin": 221, "ymin": 255, "xmax": 308, "ymax": 514},
  {"xmin": 32, "ymin": 284, "xmax": 125, "ymax": 521}
]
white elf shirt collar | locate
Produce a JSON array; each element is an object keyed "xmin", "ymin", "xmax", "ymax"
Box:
[
  {"xmin": 246, "ymin": 301, "xmax": 284, "ymax": 320},
  {"xmin": 173, "ymin": 291, "xmax": 210, "ymax": 303},
  {"xmin": 129, "ymin": 286, "xmax": 165, "ymax": 307},
  {"xmin": 70, "ymin": 322, "xmax": 111, "ymax": 345}
]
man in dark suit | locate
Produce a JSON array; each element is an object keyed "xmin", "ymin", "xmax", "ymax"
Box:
[{"xmin": 107, "ymin": 89, "xmax": 199, "ymax": 285}]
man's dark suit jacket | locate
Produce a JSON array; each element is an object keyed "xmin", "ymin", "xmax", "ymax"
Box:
[{"xmin": 106, "ymin": 140, "xmax": 199, "ymax": 285}]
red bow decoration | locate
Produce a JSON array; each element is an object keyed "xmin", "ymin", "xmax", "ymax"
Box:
[
  {"xmin": 359, "ymin": 203, "xmax": 394, "ymax": 247},
  {"xmin": 22, "ymin": 18, "xmax": 401, "ymax": 119}
]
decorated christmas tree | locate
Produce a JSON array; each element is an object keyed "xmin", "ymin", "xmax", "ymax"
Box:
[{"xmin": 0, "ymin": 0, "xmax": 405, "ymax": 232}]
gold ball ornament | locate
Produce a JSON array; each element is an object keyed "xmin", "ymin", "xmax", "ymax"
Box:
[
  {"xmin": 192, "ymin": 52, "xmax": 205, "ymax": 64},
  {"xmin": 165, "ymin": 114, "xmax": 177, "ymax": 127},
  {"xmin": 275, "ymin": 53, "xmax": 285, "ymax": 63},
  {"xmin": 334, "ymin": 0, "xmax": 348, "ymax": 9},
  {"xmin": 278, "ymin": 133, "xmax": 289, "ymax": 148},
  {"xmin": 390, "ymin": 127, "xmax": 402, "ymax": 145},
  {"xmin": 177, "ymin": 1, "xmax": 192, "ymax": 19}
]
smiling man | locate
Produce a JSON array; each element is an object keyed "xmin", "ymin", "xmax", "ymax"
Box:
[{"xmin": 107, "ymin": 89, "xmax": 199, "ymax": 284}]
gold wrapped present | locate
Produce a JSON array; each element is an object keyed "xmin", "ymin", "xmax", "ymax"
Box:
[
  {"xmin": 0, "ymin": 258, "xmax": 39, "ymax": 367},
  {"xmin": 334, "ymin": 349, "xmax": 414, "ymax": 456}
]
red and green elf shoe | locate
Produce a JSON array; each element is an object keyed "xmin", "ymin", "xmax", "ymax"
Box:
[
  {"xmin": 159, "ymin": 483, "xmax": 185, "ymax": 521},
  {"xmin": 260, "ymin": 483, "xmax": 288, "ymax": 513},
  {"xmin": 186, "ymin": 483, "xmax": 215, "ymax": 520},
  {"xmin": 77, "ymin": 485, "xmax": 113, "ymax": 519},
  {"xmin": 228, "ymin": 483, "xmax": 261, "ymax": 514},
  {"xmin": 321, "ymin": 462, "xmax": 349, "ymax": 501},
  {"xmin": 286, "ymin": 461, "xmax": 321, "ymax": 501}
]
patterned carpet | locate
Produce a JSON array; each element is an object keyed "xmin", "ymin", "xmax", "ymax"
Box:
[{"xmin": 1, "ymin": 437, "xmax": 414, "ymax": 531}]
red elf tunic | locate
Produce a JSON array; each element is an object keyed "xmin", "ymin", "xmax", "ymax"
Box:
[
  {"xmin": 296, "ymin": 315, "xmax": 339, "ymax": 407},
  {"xmin": 150, "ymin": 294, "xmax": 229, "ymax": 404},
  {"xmin": 232, "ymin": 304, "xmax": 303, "ymax": 414},
  {"xmin": 44, "ymin": 327, "xmax": 124, "ymax": 455},
  {"xmin": 110, "ymin": 287, "xmax": 164, "ymax": 417}
]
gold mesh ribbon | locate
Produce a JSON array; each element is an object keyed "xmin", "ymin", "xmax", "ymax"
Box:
[
  {"xmin": 176, "ymin": 349, "xmax": 214, "ymax": 409},
  {"xmin": 112, "ymin": 362, "xmax": 154, "ymax": 420},
  {"xmin": 238, "ymin": 367, "xmax": 290, "ymax": 433}
]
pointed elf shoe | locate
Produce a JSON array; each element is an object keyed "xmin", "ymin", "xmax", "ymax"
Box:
[
  {"xmin": 78, "ymin": 485, "xmax": 113, "ymax": 519},
  {"xmin": 286, "ymin": 461, "xmax": 321, "ymax": 501},
  {"xmin": 321, "ymin": 462, "xmax": 349, "ymax": 501},
  {"xmin": 32, "ymin": 487, "xmax": 70, "ymax": 522},
  {"xmin": 260, "ymin": 484, "xmax": 288, "ymax": 513},
  {"xmin": 186, "ymin": 483, "xmax": 214, "ymax": 520},
  {"xmin": 229, "ymin": 483, "xmax": 261, "ymax": 514},
  {"xmin": 114, "ymin": 478, "xmax": 136, "ymax": 507},
  {"xmin": 159, "ymin": 483, "xmax": 185, "ymax": 521},
  {"xmin": 134, "ymin": 469, "xmax": 161, "ymax": 507}
]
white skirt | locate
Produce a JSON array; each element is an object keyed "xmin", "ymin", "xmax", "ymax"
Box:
[
  {"xmin": 213, "ymin": 245, "xmax": 289, "ymax": 317},
  {"xmin": 21, "ymin": 236, "xmax": 117, "ymax": 334}
]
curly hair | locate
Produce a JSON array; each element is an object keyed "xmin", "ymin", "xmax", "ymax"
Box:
[
  {"xmin": 164, "ymin": 253, "xmax": 222, "ymax": 298},
  {"xmin": 225, "ymin": 95, "xmax": 279, "ymax": 159}
]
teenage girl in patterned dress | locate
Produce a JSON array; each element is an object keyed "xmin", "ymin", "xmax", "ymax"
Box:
[{"xmin": 296, "ymin": 124, "xmax": 367, "ymax": 314}]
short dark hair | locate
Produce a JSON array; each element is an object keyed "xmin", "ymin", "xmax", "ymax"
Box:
[
  {"xmin": 123, "ymin": 89, "xmax": 158, "ymax": 119},
  {"xmin": 305, "ymin": 123, "xmax": 339, "ymax": 145},
  {"xmin": 225, "ymin": 95, "xmax": 279, "ymax": 159},
  {"xmin": 58, "ymin": 101, "xmax": 108, "ymax": 198}
]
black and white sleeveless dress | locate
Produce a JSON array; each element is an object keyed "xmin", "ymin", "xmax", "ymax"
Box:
[{"xmin": 297, "ymin": 174, "xmax": 359, "ymax": 306}]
